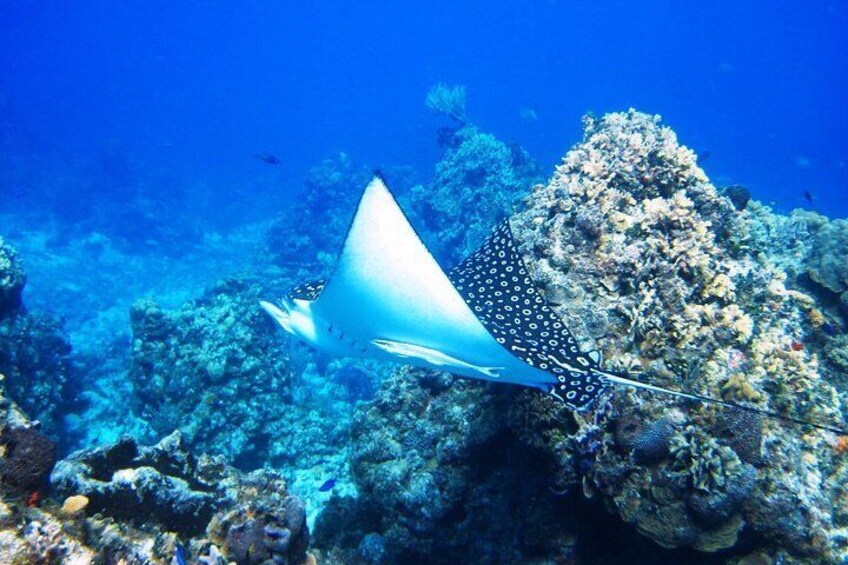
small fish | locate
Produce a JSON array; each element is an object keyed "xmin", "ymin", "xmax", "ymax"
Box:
[
  {"xmin": 255, "ymin": 153, "xmax": 281, "ymax": 165},
  {"xmin": 822, "ymin": 322, "xmax": 837, "ymax": 337},
  {"xmin": 698, "ymin": 150, "xmax": 711, "ymax": 163},
  {"xmin": 519, "ymin": 106, "xmax": 539, "ymax": 121},
  {"xmin": 791, "ymin": 339, "xmax": 804, "ymax": 352},
  {"xmin": 803, "ymin": 190, "xmax": 813, "ymax": 205},
  {"xmin": 174, "ymin": 542, "xmax": 188, "ymax": 565},
  {"xmin": 318, "ymin": 478, "xmax": 336, "ymax": 492}
]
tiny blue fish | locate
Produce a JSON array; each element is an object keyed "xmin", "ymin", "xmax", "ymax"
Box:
[
  {"xmin": 254, "ymin": 152, "xmax": 281, "ymax": 165},
  {"xmin": 174, "ymin": 542, "xmax": 188, "ymax": 565},
  {"xmin": 823, "ymin": 322, "xmax": 837, "ymax": 337},
  {"xmin": 318, "ymin": 478, "xmax": 336, "ymax": 492}
]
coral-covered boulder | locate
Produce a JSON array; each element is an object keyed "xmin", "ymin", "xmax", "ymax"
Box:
[
  {"xmin": 314, "ymin": 369, "xmax": 580, "ymax": 563},
  {"xmin": 51, "ymin": 432, "xmax": 220, "ymax": 535},
  {"xmin": 128, "ymin": 278, "xmax": 294, "ymax": 466},
  {"xmin": 0, "ymin": 237, "xmax": 25, "ymax": 319},
  {"xmin": 510, "ymin": 109, "xmax": 846, "ymax": 560},
  {"xmin": 0, "ymin": 237, "xmax": 71, "ymax": 436}
]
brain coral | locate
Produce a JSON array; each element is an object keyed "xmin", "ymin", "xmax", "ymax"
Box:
[{"xmin": 508, "ymin": 110, "xmax": 847, "ymax": 561}]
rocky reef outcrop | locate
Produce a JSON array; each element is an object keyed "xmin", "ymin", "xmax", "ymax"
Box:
[
  {"xmin": 314, "ymin": 369, "xmax": 582, "ymax": 563},
  {"xmin": 0, "ymin": 379, "xmax": 312, "ymax": 564},
  {"xmin": 509, "ymin": 109, "xmax": 846, "ymax": 560},
  {"xmin": 128, "ymin": 276, "xmax": 360, "ymax": 475},
  {"xmin": 129, "ymin": 277, "xmax": 294, "ymax": 467},
  {"xmin": 0, "ymin": 237, "xmax": 71, "ymax": 436}
]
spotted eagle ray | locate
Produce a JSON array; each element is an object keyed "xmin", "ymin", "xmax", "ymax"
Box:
[{"xmin": 262, "ymin": 174, "xmax": 846, "ymax": 435}]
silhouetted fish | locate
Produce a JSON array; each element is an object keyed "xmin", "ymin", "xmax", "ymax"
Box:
[
  {"xmin": 804, "ymin": 190, "xmax": 813, "ymax": 205},
  {"xmin": 255, "ymin": 153, "xmax": 281, "ymax": 165},
  {"xmin": 318, "ymin": 478, "xmax": 336, "ymax": 492},
  {"xmin": 520, "ymin": 106, "xmax": 539, "ymax": 121},
  {"xmin": 724, "ymin": 185, "xmax": 750, "ymax": 211}
]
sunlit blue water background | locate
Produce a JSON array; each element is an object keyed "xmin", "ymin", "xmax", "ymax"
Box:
[{"xmin": 3, "ymin": 1, "xmax": 846, "ymax": 219}]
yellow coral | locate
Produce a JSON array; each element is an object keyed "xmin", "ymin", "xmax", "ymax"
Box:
[
  {"xmin": 720, "ymin": 372, "xmax": 764, "ymax": 403},
  {"xmin": 701, "ymin": 273, "xmax": 735, "ymax": 302},
  {"xmin": 718, "ymin": 304, "xmax": 754, "ymax": 343},
  {"xmin": 61, "ymin": 495, "xmax": 89, "ymax": 515},
  {"xmin": 808, "ymin": 308, "xmax": 825, "ymax": 329}
]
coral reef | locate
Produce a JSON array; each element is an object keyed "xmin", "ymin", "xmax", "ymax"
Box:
[
  {"xmin": 127, "ymin": 274, "xmax": 373, "ymax": 526},
  {"xmin": 507, "ymin": 109, "xmax": 846, "ymax": 560},
  {"xmin": 313, "ymin": 369, "xmax": 580, "ymax": 563},
  {"xmin": 0, "ymin": 380, "xmax": 312, "ymax": 564},
  {"xmin": 51, "ymin": 432, "xmax": 220, "ymax": 535},
  {"xmin": 315, "ymin": 110, "xmax": 848, "ymax": 563},
  {"xmin": 0, "ymin": 237, "xmax": 71, "ymax": 436},
  {"xmin": 128, "ymin": 276, "xmax": 355, "ymax": 472}
]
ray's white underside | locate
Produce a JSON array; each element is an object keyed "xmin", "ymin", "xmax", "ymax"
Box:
[{"xmin": 266, "ymin": 176, "xmax": 557, "ymax": 388}]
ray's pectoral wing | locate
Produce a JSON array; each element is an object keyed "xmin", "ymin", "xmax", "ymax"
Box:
[
  {"xmin": 447, "ymin": 220, "xmax": 609, "ymax": 408},
  {"xmin": 310, "ymin": 175, "xmax": 509, "ymax": 368}
]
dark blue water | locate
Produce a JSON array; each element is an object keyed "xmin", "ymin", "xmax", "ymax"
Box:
[{"xmin": 2, "ymin": 1, "xmax": 846, "ymax": 218}]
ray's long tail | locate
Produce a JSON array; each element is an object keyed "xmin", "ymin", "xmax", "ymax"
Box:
[{"xmin": 596, "ymin": 369, "xmax": 847, "ymax": 436}]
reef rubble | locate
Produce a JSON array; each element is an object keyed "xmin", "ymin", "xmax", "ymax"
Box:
[{"xmin": 0, "ymin": 380, "xmax": 313, "ymax": 564}]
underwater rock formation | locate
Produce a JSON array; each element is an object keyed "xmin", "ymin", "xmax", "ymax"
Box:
[
  {"xmin": 314, "ymin": 368, "xmax": 580, "ymax": 563},
  {"xmin": 51, "ymin": 431, "xmax": 219, "ymax": 535},
  {"xmin": 50, "ymin": 430, "xmax": 310, "ymax": 563},
  {"xmin": 507, "ymin": 109, "xmax": 846, "ymax": 561},
  {"xmin": 127, "ymin": 273, "xmax": 367, "ymax": 520},
  {"xmin": 0, "ymin": 382, "xmax": 312, "ymax": 564},
  {"xmin": 129, "ymin": 277, "xmax": 292, "ymax": 464},
  {"xmin": 0, "ymin": 237, "xmax": 71, "ymax": 436}
]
